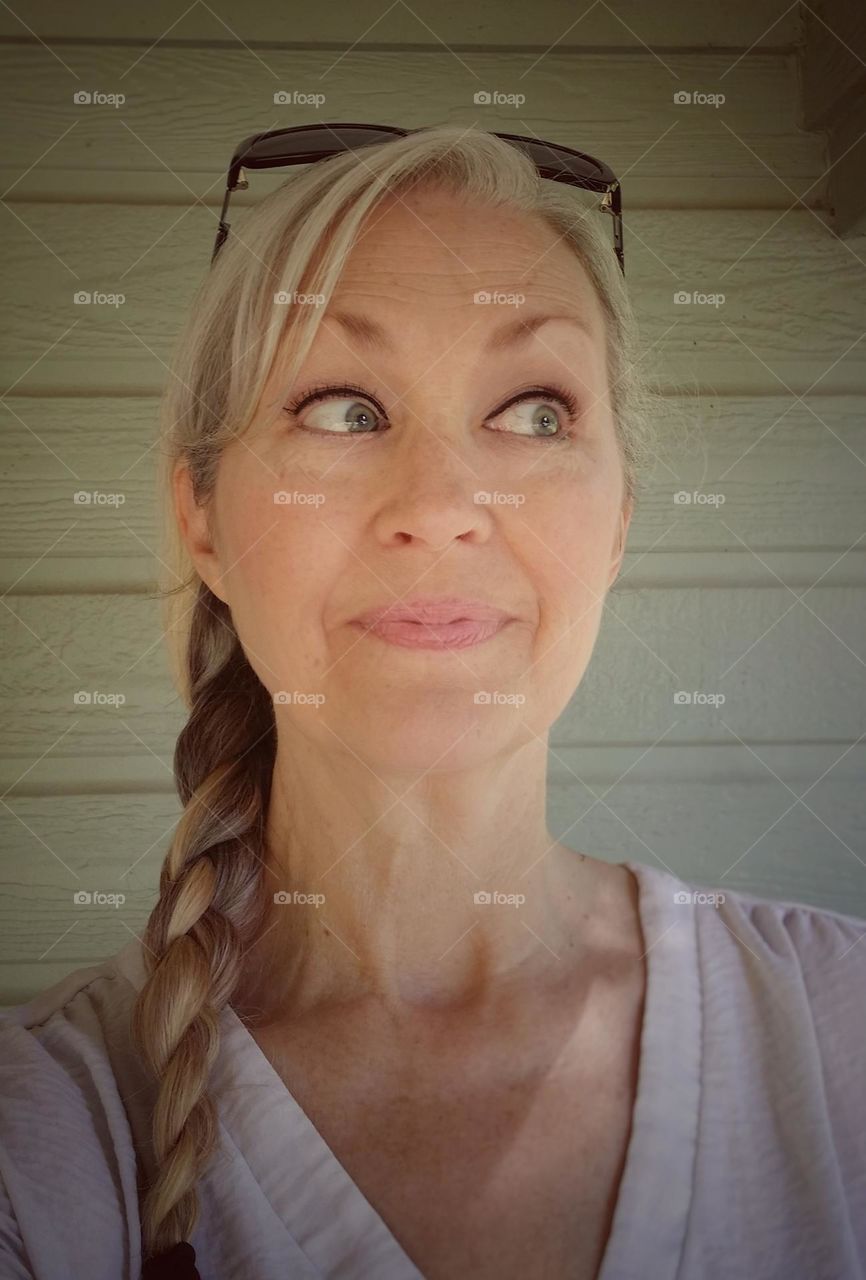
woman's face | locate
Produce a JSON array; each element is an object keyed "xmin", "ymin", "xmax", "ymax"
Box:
[{"xmin": 177, "ymin": 186, "xmax": 632, "ymax": 774}]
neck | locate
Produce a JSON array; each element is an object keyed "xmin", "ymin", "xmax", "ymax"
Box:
[{"xmin": 231, "ymin": 733, "xmax": 617, "ymax": 1024}]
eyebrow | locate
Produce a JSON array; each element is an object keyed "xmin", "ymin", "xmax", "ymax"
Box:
[{"xmin": 325, "ymin": 309, "xmax": 595, "ymax": 353}]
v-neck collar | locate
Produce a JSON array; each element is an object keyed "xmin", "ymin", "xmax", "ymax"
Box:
[
  {"xmin": 213, "ymin": 999, "xmax": 426, "ymax": 1278},
  {"xmin": 113, "ymin": 857, "xmax": 701, "ymax": 1279},
  {"xmin": 596, "ymin": 860, "xmax": 701, "ymax": 1280}
]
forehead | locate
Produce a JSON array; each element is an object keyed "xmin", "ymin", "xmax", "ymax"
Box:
[{"xmin": 320, "ymin": 187, "xmax": 605, "ymax": 339}]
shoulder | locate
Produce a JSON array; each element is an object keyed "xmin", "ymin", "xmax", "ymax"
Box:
[
  {"xmin": 633, "ymin": 857, "xmax": 866, "ymax": 977},
  {"xmin": 634, "ymin": 861, "xmax": 866, "ymax": 1157},
  {"xmin": 0, "ymin": 941, "xmax": 149, "ymax": 1106},
  {"xmin": 0, "ymin": 943, "xmax": 151, "ymax": 1278},
  {"xmin": 698, "ymin": 876, "xmax": 866, "ymax": 988},
  {"xmin": 709, "ymin": 881, "xmax": 866, "ymax": 1058},
  {"xmin": 630, "ymin": 858, "xmax": 866, "ymax": 1053},
  {"xmin": 665, "ymin": 869, "xmax": 866, "ymax": 1094}
]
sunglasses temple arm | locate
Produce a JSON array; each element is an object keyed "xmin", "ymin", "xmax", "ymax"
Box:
[
  {"xmin": 607, "ymin": 183, "xmax": 624, "ymax": 276},
  {"xmin": 212, "ymin": 181, "xmax": 234, "ymax": 263}
]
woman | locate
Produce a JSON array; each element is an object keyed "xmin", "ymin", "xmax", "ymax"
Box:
[{"xmin": 1, "ymin": 126, "xmax": 864, "ymax": 1280}]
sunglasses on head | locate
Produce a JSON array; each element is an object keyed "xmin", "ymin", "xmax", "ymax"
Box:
[{"xmin": 211, "ymin": 122, "xmax": 625, "ymax": 274}]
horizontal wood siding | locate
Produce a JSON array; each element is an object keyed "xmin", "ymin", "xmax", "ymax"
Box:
[{"xmin": 2, "ymin": 2, "xmax": 864, "ymax": 1000}]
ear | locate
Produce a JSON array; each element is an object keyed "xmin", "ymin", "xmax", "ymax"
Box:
[
  {"xmin": 173, "ymin": 462, "xmax": 229, "ymax": 604},
  {"xmin": 607, "ymin": 493, "xmax": 633, "ymax": 588}
]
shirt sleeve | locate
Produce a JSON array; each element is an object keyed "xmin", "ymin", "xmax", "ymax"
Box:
[
  {"xmin": 781, "ymin": 901, "xmax": 866, "ymax": 1205},
  {"xmin": 0, "ymin": 1011, "xmax": 143, "ymax": 1280},
  {"xmin": 0, "ymin": 1163, "xmax": 33, "ymax": 1279}
]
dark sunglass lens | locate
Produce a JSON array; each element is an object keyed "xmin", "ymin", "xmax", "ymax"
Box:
[
  {"xmin": 245, "ymin": 125, "xmax": 405, "ymax": 166},
  {"xmin": 520, "ymin": 141, "xmax": 604, "ymax": 182}
]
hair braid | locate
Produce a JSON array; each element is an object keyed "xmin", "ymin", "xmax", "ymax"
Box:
[{"xmin": 131, "ymin": 585, "xmax": 276, "ymax": 1262}]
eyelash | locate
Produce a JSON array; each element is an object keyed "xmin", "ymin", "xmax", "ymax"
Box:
[{"xmin": 283, "ymin": 381, "xmax": 581, "ymax": 444}]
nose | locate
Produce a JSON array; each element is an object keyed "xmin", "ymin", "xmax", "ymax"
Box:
[{"xmin": 370, "ymin": 422, "xmax": 492, "ymax": 550}]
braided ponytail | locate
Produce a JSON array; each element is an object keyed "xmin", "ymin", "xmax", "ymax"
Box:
[{"xmin": 131, "ymin": 586, "xmax": 275, "ymax": 1264}]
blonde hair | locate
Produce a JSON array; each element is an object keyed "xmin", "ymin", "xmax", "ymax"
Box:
[{"xmin": 130, "ymin": 123, "xmax": 662, "ymax": 1261}]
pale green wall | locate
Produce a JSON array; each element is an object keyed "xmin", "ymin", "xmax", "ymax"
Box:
[{"xmin": 1, "ymin": 0, "xmax": 865, "ymax": 1002}]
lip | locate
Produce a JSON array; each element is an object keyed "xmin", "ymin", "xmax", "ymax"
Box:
[
  {"xmin": 353, "ymin": 596, "xmax": 512, "ymax": 627},
  {"xmin": 351, "ymin": 595, "xmax": 514, "ymax": 651}
]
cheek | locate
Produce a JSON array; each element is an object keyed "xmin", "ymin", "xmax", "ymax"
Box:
[
  {"xmin": 521, "ymin": 471, "xmax": 620, "ymax": 596},
  {"xmin": 219, "ymin": 477, "xmax": 360, "ymax": 654}
]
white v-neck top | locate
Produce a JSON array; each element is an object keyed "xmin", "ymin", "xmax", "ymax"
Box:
[{"xmin": 2, "ymin": 858, "xmax": 865, "ymax": 1280}]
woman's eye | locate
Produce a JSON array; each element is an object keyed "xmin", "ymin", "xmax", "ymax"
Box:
[
  {"xmin": 291, "ymin": 396, "xmax": 382, "ymax": 435},
  {"xmin": 486, "ymin": 395, "xmax": 575, "ymax": 441}
]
